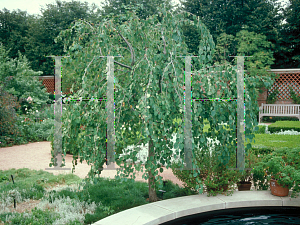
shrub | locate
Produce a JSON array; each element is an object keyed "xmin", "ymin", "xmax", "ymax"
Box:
[
  {"xmin": 0, "ymin": 85, "xmax": 22, "ymax": 145},
  {"xmin": 5, "ymin": 208, "xmax": 61, "ymax": 225},
  {"xmin": 0, "ymin": 43, "xmax": 49, "ymax": 116},
  {"xmin": 254, "ymin": 125, "xmax": 267, "ymax": 134}
]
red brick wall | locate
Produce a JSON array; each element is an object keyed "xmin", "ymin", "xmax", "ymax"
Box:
[{"xmin": 38, "ymin": 76, "xmax": 72, "ymax": 95}]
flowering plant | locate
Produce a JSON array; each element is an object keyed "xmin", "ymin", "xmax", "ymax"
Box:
[
  {"xmin": 253, "ymin": 147, "xmax": 300, "ymax": 198},
  {"xmin": 27, "ymin": 96, "xmax": 33, "ymax": 103},
  {"xmin": 236, "ymin": 150, "xmax": 262, "ymax": 184}
]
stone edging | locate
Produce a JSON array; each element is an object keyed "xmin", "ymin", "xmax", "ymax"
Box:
[{"xmin": 92, "ymin": 190, "xmax": 300, "ymax": 225}]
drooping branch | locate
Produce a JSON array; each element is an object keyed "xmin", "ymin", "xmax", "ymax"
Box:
[
  {"xmin": 114, "ymin": 60, "xmax": 132, "ymax": 70},
  {"xmin": 115, "ymin": 28, "xmax": 135, "ymax": 68},
  {"xmin": 161, "ymin": 29, "xmax": 167, "ymax": 55}
]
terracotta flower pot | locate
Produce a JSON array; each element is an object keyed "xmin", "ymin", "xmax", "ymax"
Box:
[
  {"xmin": 270, "ymin": 179, "xmax": 289, "ymax": 197},
  {"xmin": 237, "ymin": 181, "xmax": 252, "ymax": 191}
]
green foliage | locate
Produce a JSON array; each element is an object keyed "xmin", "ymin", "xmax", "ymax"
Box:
[
  {"xmin": 155, "ymin": 180, "xmax": 198, "ymax": 199},
  {"xmin": 6, "ymin": 208, "xmax": 61, "ymax": 225},
  {"xmin": 0, "ymin": 43, "xmax": 55, "ymax": 146},
  {"xmin": 213, "ymin": 33, "xmax": 236, "ymax": 64},
  {"xmin": 253, "ymin": 147, "xmax": 300, "ymax": 198},
  {"xmin": 235, "ymin": 149, "xmax": 263, "ymax": 183},
  {"xmin": 0, "ymin": 3, "xmax": 103, "ymax": 79},
  {"xmin": 275, "ymin": 0, "xmax": 300, "ymax": 68},
  {"xmin": 213, "ymin": 30, "xmax": 279, "ymax": 99},
  {"xmin": 100, "ymin": 0, "xmax": 175, "ymax": 21},
  {"xmin": 236, "ymin": 30, "xmax": 275, "ymax": 76},
  {"xmin": 0, "ymin": 174, "xmax": 9, "ymax": 183},
  {"xmin": 0, "ymin": 8, "xmax": 35, "ymax": 61},
  {"xmin": 254, "ymin": 125, "xmax": 268, "ymax": 134},
  {"xmin": 171, "ymin": 143, "xmax": 240, "ymax": 197},
  {"xmin": 49, "ymin": 4, "xmax": 277, "ymax": 201},
  {"xmin": 289, "ymin": 86, "xmax": 300, "ymax": 104},
  {"xmin": 266, "ymin": 86, "xmax": 279, "ymax": 104},
  {"xmin": 178, "ymin": 0, "xmax": 282, "ymax": 48},
  {"xmin": 0, "ymin": 85, "xmax": 21, "ymax": 144},
  {"xmin": 0, "ymin": 43, "xmax": 49, "ymax": 115}
]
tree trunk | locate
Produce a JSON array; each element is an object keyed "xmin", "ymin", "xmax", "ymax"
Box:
[{"xmin": 148, "ymin": 136, "xmax": 159, "ymax": 202}]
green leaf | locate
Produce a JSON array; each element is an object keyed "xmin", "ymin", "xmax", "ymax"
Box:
[
  {"xmin": 211, "ymin": 110, "xmax": 216, "ymax": 117},
  {"xmin": 172, "ymin": 32, "xmax": 179, "ymax": 42}
]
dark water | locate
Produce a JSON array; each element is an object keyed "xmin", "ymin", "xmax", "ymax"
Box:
[{"xmin": 160, "ymin": 207, "xmax": 300, "ymax": 225}]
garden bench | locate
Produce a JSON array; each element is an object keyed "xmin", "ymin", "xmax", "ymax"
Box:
[{"xmin": 259, "ymin": 104, "xmax": 300, "ymax": 123}]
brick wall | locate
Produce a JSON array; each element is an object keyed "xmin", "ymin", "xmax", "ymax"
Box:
[{"xmin": 37, "ymin": 76, "xmax": 72, "ymax": 95}]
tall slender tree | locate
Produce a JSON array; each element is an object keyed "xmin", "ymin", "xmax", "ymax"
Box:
[{"xmin": 274, "ymin": 0, "xmax": 300, "ymax": 68}]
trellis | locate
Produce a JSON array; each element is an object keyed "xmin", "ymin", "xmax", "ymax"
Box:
[{"xmin": 268, "ymin": 69, "xmax": 300, "ymax": 101}]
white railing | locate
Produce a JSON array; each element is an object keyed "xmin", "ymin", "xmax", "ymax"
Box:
[{"xmin": 259, "ymin": 104, "xmax": 300, "ymax": 123}]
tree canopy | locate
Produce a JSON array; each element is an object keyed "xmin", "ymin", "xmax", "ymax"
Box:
[{"xmin": 50, "ymin": 4, "xmax": 277, "ymax": 202}]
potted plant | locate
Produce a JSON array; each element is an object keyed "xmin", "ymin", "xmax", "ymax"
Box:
[
  {"xmin": 236, "ymin": 150, "xmax": 262, "ymax": 191},
  {"xmin": 204, "ymin": 161, "xmax": 237, "ymax": 195},
  {"xmin": 236, "ymin": 168, "xmax": 252, "ymax": 191},
  {"xmin": 253, "ymin": 147, "xmax": 300, "ymax": 198},
  {"xmin": 171, "ymin": 144, "xmax": 239, "ymax": 197}
]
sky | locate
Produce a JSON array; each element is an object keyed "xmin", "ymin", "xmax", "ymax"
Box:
[
  {"xmin": 0, "ymin": 0, "xmax": 290, "ymax": 17},
  {"xmin": 0, "ymin": 0, "xmax": 182, "ymax": 16}
]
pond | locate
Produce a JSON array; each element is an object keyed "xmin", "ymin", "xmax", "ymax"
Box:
[{"xmin": 160, "ymin": 207, "xmax": 300, "ymax": 225}]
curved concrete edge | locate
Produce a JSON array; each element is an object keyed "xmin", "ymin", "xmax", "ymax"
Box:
[{"xmin": 92, "ymin": 190, "xmax": 300, "ymax": 225}]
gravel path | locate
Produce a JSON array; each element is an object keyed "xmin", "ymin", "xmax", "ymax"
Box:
[
  {"xmin": 0, "ymin": 141, "xmax": 186, "ymax": 188},
  {"xmin": 0, "ymin": 123, "xmax": 274, "ymax": 189}
]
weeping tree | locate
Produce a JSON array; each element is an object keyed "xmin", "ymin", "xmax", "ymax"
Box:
[{"xmin": 50, "ymin": 4, "xmax": 276, "ymax": 202}]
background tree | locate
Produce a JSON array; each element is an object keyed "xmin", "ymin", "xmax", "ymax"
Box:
[
  {"xmin": 23, "ymin": 0, "xmax": 102, "ymax": 76},
  {"xmin": 0, "ymin": 1, "xmax": 102, "ymax": 77},
  {"xmin": 177, "ymin": 0, "xmax": 284, "ymax": 68},
  {"xmin": 99, "ymin": 0, "xmax": 175, "ymax": 21},
  {"xmin": 273, "ymin": 0, "xmax": 300, "ymax": 68},
  {"xmin": 178, "ymin": 0, "xmax": 282, "ymax": 42},
  {"xmin": 0, "ymin": 42, "xmax": 51, "ymax": 145},
  {"xmin": 0, "ymin": 8, "xmax": 35, "ymax": 61},
  {"xmin": 212, "ymin": 29, "xmax": 280, "ymax": 118}
]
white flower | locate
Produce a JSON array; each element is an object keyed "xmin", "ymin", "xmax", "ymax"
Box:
[
  {"xmin": 25, "ymin": 108, "xmax": 27, "ymax": 111},
  {"xmin": 27, "ymin": 96, "xmax": 32, "ymax": 102},
  {"xmin": 36, "ymin": 110, "xmax": 38, "ymax": 113}
]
